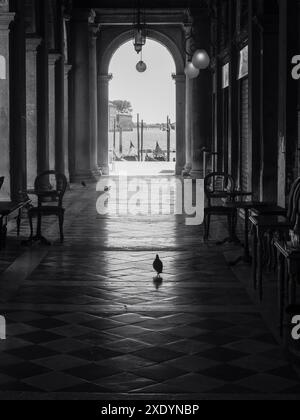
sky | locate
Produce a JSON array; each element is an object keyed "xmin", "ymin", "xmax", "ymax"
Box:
[{"xmin": 109, "ymin": 40, "xmax": 176, "ymax": 124}]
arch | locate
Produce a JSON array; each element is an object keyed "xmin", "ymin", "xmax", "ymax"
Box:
[
  {"xmin": 97, "ymin": 26, "xmax": 186, "ymax": 176},
  {"xmin": 100, "ymin": 27, "xmax": 185, "ymax": 76}
]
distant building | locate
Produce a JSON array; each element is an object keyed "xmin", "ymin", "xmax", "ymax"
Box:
[
  {"xmin": 117, "ymin": 113, "xmax": 134, "ymax": 131},
  {"xmin": 108, "ymin": 102, "xmax": 117, "ymax": 131},
  {"xmin": 108, "ymin": 102, "xmax": 133, "ymax": 132}
]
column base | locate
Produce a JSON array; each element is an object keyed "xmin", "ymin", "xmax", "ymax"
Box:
[
  {"xmin": 182, "ymin": 164, "xmax": 192, "ymax": 177},
  {"xmin": 176, "ymin": 163, "xmax": 185, "ymax": 176}
]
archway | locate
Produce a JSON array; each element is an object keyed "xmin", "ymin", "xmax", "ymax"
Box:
[
  {"xmin": 97, "ymin": 27, "xmax": 186, "ymax": 176},
  {"xmin": 108, "ymin": 39, "xmax": 176, "ymax": 175}
]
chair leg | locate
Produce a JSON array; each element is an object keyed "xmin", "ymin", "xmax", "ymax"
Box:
[
  {"xmin": 227, "ymin": 214, "xmax": 233, "ymax": 239},
  {"xmin": 29, "ymin": 213, "xmax": 34, "ymax": 239},
  {"xmin": 59, "ymin": 213, "xmax": 64, "ymax": 243},
  {"xmin": 252, "ymin": 227, "xmax": 258, "ymax": 290},
  {"xmin": 204, "ymin": 214, "xmax": 209, "ymax": 241}
]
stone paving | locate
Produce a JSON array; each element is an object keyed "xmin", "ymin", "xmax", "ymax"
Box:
[{"xmin": 0, "ymin": 180, "xmax": 300, "ymax": 400}]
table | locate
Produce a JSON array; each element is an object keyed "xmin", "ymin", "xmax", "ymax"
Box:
[
  {"xmin": 0, "ymin": 200, "xmax": 31, "ymax": 249},
  {"xmin": 224, "ymin": 201, "xmax": 271, "ymax": 266},
  {"xmin": 274, "ymin": 241, "xmax": 300, "ymax": 336},
  {"xmin": 216, "ymin": 191, "xmax": 253, "ymax": 246}
]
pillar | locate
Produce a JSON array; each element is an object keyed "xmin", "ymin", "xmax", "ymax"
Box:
[
  {"xmin": 89, "ymin": 23, "xmax": 100, "ymax": 176},
  {"xmin": 184, "ymin": 78, "xmax": 193, "ymax": 175},
  {"xmin": 249, "ymin": 0, "xmax": 279, "ymax": 202},
  {"xmin": 190, "ymin": 10, "xmax": 212, "ymax": 179},
  {"xmin": 64, "ymin": 64, "xmax": 72, "ymax": 182},
  {"xmin": 228, "ymin": 0, "xmax": 239, "ymax": 182},
  {"xmin": 26, "ymin": 37, "xmax": 41, "ymax": 190},
  {"xmin": 36, "ymin": 2, "xmax": 50, "ymax": 176},
  {"xmin": 9, "ymin": 0, "xmax": 27, "ymax": 201},
  {"xmin": 97, "ymin": 74, "xmax": 112, "ymax": 175},
  {"xmin": 172, "ymin": 74, "xmax": 186, "ymax": 175},
  {"xmin": 0, "ymin": 9, "xmax": 14, "ymax": 199},
  {"xmin": 48, "ymin": 53, "xmax": 61, "ymax": 172},
  {"xmin": 278, "ymin": 0, "xmax": 298, "ymax": 207},
  {"xmin": 70, "ymin": 10, "xmax": 95, "ymax": 181}
]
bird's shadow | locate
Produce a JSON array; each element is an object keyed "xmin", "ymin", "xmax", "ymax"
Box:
[{"xmin": 153, "ymin": 276, "xmax": 163, "ymax": 290}]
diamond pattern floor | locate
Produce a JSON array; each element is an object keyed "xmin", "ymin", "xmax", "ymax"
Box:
[{"xmin": 0, "ymin": 180, "xmax": 299, "ymax": 399}]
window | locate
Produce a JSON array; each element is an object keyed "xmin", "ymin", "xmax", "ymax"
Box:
[
  {"xmin": 0, "ymin": 56, "xmax": 6, "ymax": 80},
  {"xmin": 222, "ymin": 63, "xmax": 230, "ymax": 88},
  {"xmin": 238, "ymin": 46, "xmax": 248, "ymax": 79}
]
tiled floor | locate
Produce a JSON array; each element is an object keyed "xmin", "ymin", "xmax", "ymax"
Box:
[{"xmin": 0, "ymin": 179, "xmax": 300, "ymax": 400}]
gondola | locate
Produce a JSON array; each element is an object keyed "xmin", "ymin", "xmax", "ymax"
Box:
[
  {"xmin": 153, "ymin": 142, "xmax": 166, "ymax": 162},
  {"xmin": 123, "ymin": 142, "xmax": 138, "ymax": 161}
]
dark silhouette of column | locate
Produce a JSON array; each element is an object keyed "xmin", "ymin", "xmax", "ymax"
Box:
[
  {"xmin": 26, "ymin": 37, "xmax": 42, "ymax": 190},
  {"xmin": 190, "ymin": 10, "xmax": 212, "ymax": 179},
  {"xmin": 172, "ymin": 74, "xmax": 186, "ymax": 175},
  {"xmin": 89, "ymin": 23, "xmax": 100, "ymax": 176},
  {"xmin": 0, "ymin": 7, "xmax": 15, "ymax": 198},
  {"xmin": 9, "ymin": 0, "xmax": 27, "ymax": 200},
  {"xmin": 70, "ymin": 9, "xmax": 96, "ymax": 181},
  {"xmin": 97, "ymin": 74, "xmax": 112, "ymax": 175}
]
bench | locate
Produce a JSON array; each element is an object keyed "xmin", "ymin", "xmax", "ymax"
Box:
[{"xmin": 0, "ymin": 200, "xmax": 31, "ymax": 250}]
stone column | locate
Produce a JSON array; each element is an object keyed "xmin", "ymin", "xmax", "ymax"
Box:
[
  {"xmin": 9, "ymin": 2, "xmax": 28, "ymax": 201},
  {"xmin": 89, "ymin": 23, "xmax": 100, "ymax": 176},
  {"xmin": 190, "ymin": 10, "xmax": 212, "ymax": 179},
  {"xmin": 26, "ymin": 37, "xmax": 41, "ymax": 190},
  {"xmin": 70, "ymin": 10, "xmax": 95, "ymax": 181},
  {"xmin": 48, "ymin": 53, "xmax": 61, "ymax": 172},
  {"xmin": 183, "ymin": 76, "xmax": 193, "ymax": 175},
  {"xmin": 64, "ymin": 64, "xmax": 72, "ymax": 182},
  {"xmin": 0, "ymin": 11, "xmax": 15, "ymax": 199},
  {"xmin": 172, "ymin": 74, "xmax": 186, "ymax": 175},
  {"xmin": 97, "ymin": 74, "xmax": 112, "ymax": 175},
  {"xmin": 183, "ymin": 26, "xmax": 193, "ymax": 176}
]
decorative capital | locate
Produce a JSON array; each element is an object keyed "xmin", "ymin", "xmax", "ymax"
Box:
[
  {"xmin": 99, "ymin": 73, "xmax": 113, "ymax": 83},
  {"xmin": 64, "ymin": 64, "xmax": 72, "ymax": 77},
  {"xmin": 0, "ymin": 12, "xmax": 15, "ymax": 31},
  {"xmin": 26, "ymin": 37, "xmax": 42, "ymax": 53},
  {"xmin": 89, "ymin": 23, "xmax": 100, "ymax": 40},
  {"xmin": 48, "ymin": 53, "xmax": 62, "ymax": 66}
]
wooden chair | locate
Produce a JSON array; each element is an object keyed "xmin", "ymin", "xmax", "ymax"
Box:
[
  {"xmin": 28, "ymin": 171, "xmax": 68, "ymax": 244},
  {"xmin": 250, "ymin": 177, "xmax": 300, "ymax": 300},
  {"xmin": 203, "ymin": 172, "xmax": 236, "ymax": 241}
]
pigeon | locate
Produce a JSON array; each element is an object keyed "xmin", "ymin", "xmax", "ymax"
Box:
[
  {"xmin": 153, "ymin": 255, "xmax": 163, "ymax": 278},
  {"xmin": 81, "ymin": 181, "xmax": 87, "ymax": 188},
  {"xmin": 104, "ymin": 186, "xmax": 112, "ymax": 193}
]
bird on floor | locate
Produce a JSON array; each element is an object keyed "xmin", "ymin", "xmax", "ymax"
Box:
[
  {"xmin": 153, "ymin": 255, "xmax": 163, "ymax": 279},
  {"xmin": 81, "ymin": 181, "xmax": 87, "ymax": 188}
]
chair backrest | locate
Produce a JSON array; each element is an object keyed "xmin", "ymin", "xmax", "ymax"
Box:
[
  {"xmin": 0, "ymin": 177, "xmax": 4, "ymax": 191},
  {"xmin": 287, "ymin": 177, "xmax": 300, "ymax": 223},
  {"xmin": 204, "ymin": 172, "xmax": 235, "ymax": 207},
  {"xmin": 34, "ymin": 171, "xmax": 68, "ymax": 208}
]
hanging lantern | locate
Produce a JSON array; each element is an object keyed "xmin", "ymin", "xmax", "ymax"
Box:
[
  {"xmin": 192, "ymin": 49, "xmax": 210, "ymax": 70},
  {"xmin": 134, "ymin": 28, "xmax": 147, "ymax": 54},
  {"xmin": 184, "ymin": 62, "xmax": 200, "ymax": 79},
  {"xmin": 133, "ymin": 6, "xmax": 147, "ymax": 54},
  {"xmin": 136, "ymin": 60, "xmax": 147, "ymax": 73}
]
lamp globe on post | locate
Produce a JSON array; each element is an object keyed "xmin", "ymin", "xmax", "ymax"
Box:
[
  {"xmin": 192, "ymin": 49, "xmax": 210, "ymax": 70},
  {"xmin": 184, "ymin": 61, "xmax": 200, "ymax": 79}
]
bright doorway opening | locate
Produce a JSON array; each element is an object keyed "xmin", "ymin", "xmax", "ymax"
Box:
[{"xmin": 108, "ymin": 39, "xmax": 176, "ymax": 176}]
